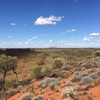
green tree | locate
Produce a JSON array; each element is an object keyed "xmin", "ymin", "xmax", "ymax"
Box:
[{"xmin": 0, "ymin": 54, "xmax": 18, "ymax": 90}]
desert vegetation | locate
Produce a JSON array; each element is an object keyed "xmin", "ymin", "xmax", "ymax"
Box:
[{"xmin": 0, "ymin": 48, "xmax": 100, "ymax": 100}]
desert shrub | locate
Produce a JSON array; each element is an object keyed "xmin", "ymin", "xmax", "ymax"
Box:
[
  {"xmin": 49, "ymin": 69, "xmax": 69, "ymax": 78},
  {"xmin": 80, "ymin": 72, "xmax": 89, "ymax": 78},
  {"xmin": 18, "ymin": 92, "xmax": 32, "ymax": 100},
  {"xmin": 32, "ymin": 94, "xmax": 44, "ymax": 100},
  {"xmin": 52, "ymin": 58, "xmax": 63, "ymax": 69},
  {"xmin": 74, "ymin": 66, "xmax": 82, "ymax": 71},
  {"xmin": 80, "ymin": 76, "xmax": 93, "ymax": 85},
  {"xmin": 52, "ymin": 54, "xmax": 60, "ymax": 59},
  {"xmin": 93, "ymin": 57, "xmax": 100, "ymax": 61},
  {"xmin": 62, "ymin": 87, "xmax": 78, "ymax": 99},
  {"xmin": 40, "ymin": 52, "xmax": 48, "ymax": 59},
  {"xmin": 73, "ymin": 71, "xmax": 80, "ymax": 76},
  {"xmin": 37, "ymin": 58, "xmax": 45, "ymax": 65},
  {"xmin": 96, "ymin": 70, "xmax": 100, "ymax": 76},
  {"xmin": 32, "ymin": 66, "xmax": 42, "ymax": 79},
  {"xmin": 91, "ymin": 61, "xmax": 98, "ymax": 67},
  {"xmin": 16, "ymin": 85, "xmax": 23, "ymax": 91},
  {"xmin": 63, "ymin": 81, "xmax": 73, "ymax": 87},
  {"xmin": 88, "ymin": 69, "xmax": 95, "ymax": 74},
  {"xmin": 81, "ymin": 62, "xmax": 92, "ymax": 69},
  {"xmin": 61, "ymin": 65, "xmax": 73, "ymax": 71},
  {"xmin": 38, "ymin": 78, "xmax": 61, "ymax": 88},
  {"xmin": 73, "ymin": 85, "xmax": 82, "ymax": 92},
  {"xmin": 98, "ymin": 64, "xmax": 100, "ymax": 68},
  {"xmin": 70, "ymin": 76, "xmax": 81, "ymax": 83},
  {"xmin": 94, "ymin": 78, "xmax": 100, "ymax": 86},
  {"xmin": 93, "ymin": 50, "xmax": 100, "ymax": 57},
  {"xmin": 41, "ymin": 66, "xmax": 52, "ymax": 76},
  {"xmin": 60, "ymin": 70, "xmax": 69, "ymax": 78},
  {"xmin": 62, "ymin": 87, "xmax": 73, "ymax": 98},
  {"xmin": 49, "ymin": 82, "xmax": 56, "ymax": 90},
  {"xmin": 90, "ymin": 74, "xmax": 98, "ymax": 79}
]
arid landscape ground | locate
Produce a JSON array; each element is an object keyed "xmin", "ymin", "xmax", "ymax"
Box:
[{"xmin": 0, "ymin": 48, "xmax": 100, "ymax": 100}]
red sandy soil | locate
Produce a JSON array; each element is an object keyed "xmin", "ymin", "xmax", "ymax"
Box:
[
  {"xmin": 78, "ymin": 85, "xmax": 100, "ymax": 100},
  {"xmin": 8, "ymin": 70, "xmax": 100, "ymax": 100},
  {"xmin": 8, "ymin": 85, "xmax": 100, "ymax": 100}
]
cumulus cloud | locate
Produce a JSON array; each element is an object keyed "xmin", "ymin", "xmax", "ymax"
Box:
[
  {"xmin": 28, "ymin": 39, "xmax": 32, "ymax": 41},
  {"xmin": 83, "ymin": 37, "xmax": 92, "ymax": 41},
  {"xmin": 11, "ymin": 41, "xmax": 34, "ymax": 48},
  {"xmin": 10, "ymin": 23, "xmax": 16, "ymax": 26},
  {"xmin": 49, "ymin": 40, "xmax": 53, "ymax": 43},
  {"xmin": 67, "ymin": 29, "xmax": 77, "ymax": 32},
  {"xmin": 90, "ymin": 32, "xmax": 100, "ymax": 36},
  {"xmin": 34, "ymin": 15, "xmax": 64, "ymax": 25}
]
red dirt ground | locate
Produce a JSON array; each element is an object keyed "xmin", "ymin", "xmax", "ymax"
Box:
[{"xmin": 8, "ymin": 74, "xmax": 100, "ymax": 100}]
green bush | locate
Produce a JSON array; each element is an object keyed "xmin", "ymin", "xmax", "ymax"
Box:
[
  {"xmin": 39, "ymin": 52, "xmax": 48, "ymax": 59},
  {"xmin": 37, "ymin": 58, "xmax": 45, "ymax": 65},
  {"xmin": 52, "ymin": 58, "xmax": 63, "ymax": 69},
  {"xmin": 52, "ymin": 54, "xmax": 60, "ymax": 59},
  {"xmin": 93, "ymin": 50, "xmax": 100, "ymax": 56},
  {"xmin": 32, "ymin": 66, "xmax": 42, "ymax": 79},
  {"xmin": 41, "ymin": 66, "xmax": 52, "ymax": 76}
]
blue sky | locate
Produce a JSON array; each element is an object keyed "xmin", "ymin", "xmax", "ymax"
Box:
[{"xmin": 0, "ymin": 0, "xmax": 100, "ymax": 48}]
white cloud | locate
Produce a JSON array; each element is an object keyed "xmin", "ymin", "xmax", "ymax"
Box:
[
  {"xmin": 0, "ymin": 42, "xmax": 9, "ymax": 47},
  {"xmin": 58, "ymin": 40, "xmax": 67, "ymax": 43},
  {"xmin": 90, "ymin": 32, "xmax": 100, "ymax": 36},
  {"xmin": 33, "ymin": 36, "xmax": 38, "ymax": 39},
  {"xmin": 10, "ymin": 23, "xmax": 16, "ymax": 26},
  {"xmin": 34, "ymin": 15, "xmax": 64, "ymax": 25},
  {"xmin": 11, "ymin": 41, "xmax": 34, "ymax": 48},
  {"xmin": 49, "ymin": 40, "xmax": 53, "ymax": 43},
  {"xmin": 67, "ymin": 29, "xmax": 77, "ymax": 32},
  {"xmin": 97, "ymin": 40, "xmax": 100, "ymax": 42},
  {"xmin": 83, "ymin": 37, "xmax": 92, "ymax": 41},
  {"xmin": 28, "ymin": 39, "xmax": 32, "ymax": 41}
]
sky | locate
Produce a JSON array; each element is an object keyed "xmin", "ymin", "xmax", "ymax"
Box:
[{"xmin": 0, "ymin": 0, "xmax": 100, "ymax": 48}]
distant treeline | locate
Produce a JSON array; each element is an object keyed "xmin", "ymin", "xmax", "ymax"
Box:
[{"xmin": 0, "ymin": 48, "xmax": 35, "ymax": 56}]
